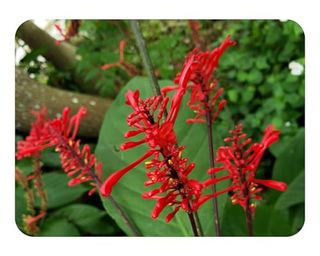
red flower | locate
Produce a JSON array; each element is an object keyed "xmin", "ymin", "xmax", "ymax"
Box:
[
  {"xmin": 100, "ymin": 86, "xmax": 208, "ymax": 221},
  {"xmin": 16, "ymin": 107, "xmax": 102, "ymax": 195},
  {"xmin": 193, "ymin": 124, "xmax": 287, "ymax": 212},
  {"xmin": 163, "ymin": 36, "xmax": 235, "ymax": 123},
  {"xmin": 16, "ymin": 108, "xmax": 53, "ymax": 159}
]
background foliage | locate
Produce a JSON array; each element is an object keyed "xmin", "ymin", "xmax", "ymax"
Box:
[{"xmin": 16, "ymin": 20, "xmax": 304, "ymax": 236}]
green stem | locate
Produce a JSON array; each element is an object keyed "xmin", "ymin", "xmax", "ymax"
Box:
[
  {"xmin": 129, "ymin": 20, "xmax": 163, "ymax": 97},
  {"xmin": 205, "ymin": 109, "xmax": 222, "ymax": 236}
]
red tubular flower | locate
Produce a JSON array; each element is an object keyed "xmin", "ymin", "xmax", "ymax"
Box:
[
  {"xmin": 163, "ymin": 36, "xmax": 236, "ymax": 124},
  {"xmin": 100, "ymin": 84, "xmax": 207, "ymax": 221},
  {"xmin": 101, "ymin": 40, "xmax": 139, "ymax": 76},
  {"xmin": 46, "ymin": 107, "xmax": 102, "ymax": 195},
  {"xmin": 16, "ymin": 107, "xmax": 102, "ymax": 195},
  {"xmin": 16, "ymin": 108, "xmax": 54, "ymax": 159},
  {"xmin": 193, "ymin": 124, "xmax": 287, "ymax": 212}
]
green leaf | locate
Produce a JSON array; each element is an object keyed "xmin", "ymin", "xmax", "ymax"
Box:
[
  {"xmin": 275, "ymin": 172, "xmax": 304, "ymax": 210},
  {"xmin": 272, "ymin": 129, "xmax": 304, "ymax": 183},
  {"xmin": 253, "ymin": 206, "xmax": 292, "ymax": 236},
  {"xmin": 39, "ymin": 217, "xmax": 80, "ymax": 236},
  {"xmin": 227, "ymin": 89, "xmax": 238, "ymax": 103},
  {"xmin": 52, "ymin": 204, "xmax": 117, "ymax": 235},
  {"xmin": 35, "ymin": 172, "xmax": 88, "ymax": 209},
  {"xmin": 40, "ymin": 148, "xmax": 61, "ymax": 168},
  {"xmin": 95, "ymin": 77, "xmax": 229, "ymax": 236},
  {"xmin": 15, "ymin": 186, "xmax": 28, "ymax": 230},
  {"xmin": 16, "ymin": 158, "xmax": 34, "ymax": 176},
  {"xmin": 221, "ymin": 202, "xmax": 247, "ymax": 236},
  {"xmin": 247, "ymin": 69, "xmax": 263, "ymax": 84}
]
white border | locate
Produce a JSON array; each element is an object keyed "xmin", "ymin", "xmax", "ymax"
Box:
[{"xmin": 1, "ymin": 1, "xmax": 318, "ymax": 256}]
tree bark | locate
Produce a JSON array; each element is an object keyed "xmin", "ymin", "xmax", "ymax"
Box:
[
  {"xmin": 16, "ymin": 20, "xmax": 101, "ymax": 95},
  {"xmin": 15, "ymin": 67, "xmax": 112, "ymax": 138},
  {"xmin": 16, "ymin": 20, "xmax": 76, "ymax": 72}
]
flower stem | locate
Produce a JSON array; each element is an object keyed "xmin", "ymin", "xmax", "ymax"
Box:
[
  {"xmin": 245, "ymin": 207, "xmax": 253, "ymax": 236},
  {"xmin": 205, "ymin": 110, "xmax": 222, "ymax": 236},
  {"xmin": 130, "ymin": 20, "xmax": 163, "ymax": 97},
  {"xmin": 188, "ymin": 211, "xmax": 200, "ymax": 236},
  {"xmin": 243, "ymin": 185, "xmax": 253, "ymax": 236}
]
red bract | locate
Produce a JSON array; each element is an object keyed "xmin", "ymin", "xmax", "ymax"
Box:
[
  {"xmin": 193, "ymin": 124, "xmax": 287, "ymax": 212},
  {"xmin": 16, "ymin": 107, "xmax": 102, "ymax": 195},
  {"xmin": 163, "ymin": 36, "xmax": 235, "ymax": 123},
  {"xmin": 100, "ymin": 86, "xmax": 208, "ymax": 221}
]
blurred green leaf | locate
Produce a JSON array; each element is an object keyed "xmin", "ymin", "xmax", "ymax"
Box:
[
  {"xmin": 227, "ymin": 89, "xmax": 239, "ymax": 103},
  {"xmin": 247, "ymin": 69, "xmax": 263, "ymax": 84},
  {"xmin": 39, "ymin": 217, "xmax": 80, "ymax": 236},
  {"xmin": 275, "ymin": 172, "xmax": 304, "ymax": 210},
  {"xmin": 40, "ymin": 148, "xmax": 61, "ymax": 168},
  {"xmin": 16, "ymin": 158, "xmax": 34, "ymax": 176},
  {"xmin": 35, "ymin": 172, "xmax": 88, "ymax": 209},
  {"xmin": 272, "ymin": 129, "xmax": 304, "ymax": 183},
  {"xmin": 52, "ymin": 204, "xmax": 117, "ymax": 235},
  {"xmin": 15, "ymin": 186, "xmax": 28, "ymax": 230}
]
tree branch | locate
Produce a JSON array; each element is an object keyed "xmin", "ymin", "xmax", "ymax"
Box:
[{"xmin": 15, "ymin": 67, "xmax": 112, "ymax": 138}]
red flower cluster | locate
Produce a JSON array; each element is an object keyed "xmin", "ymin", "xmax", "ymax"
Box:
[
  {"xmin": 16, "ymin": 108, "xmax": 54, "ymax": 159},
  {"xmin": 162, "ymin": 36, "xmax": 235, "ymax": 123},
  {"xmin": 195, "ymin": 124, "xmax": 288, "ymax": 213},
  {"xmin": 100, "ymin": 76, "xmax": 212, "ymax": 221},
  {"xmin": 16, "ymin": 107, "xmax": 102, "ymax": 195}
]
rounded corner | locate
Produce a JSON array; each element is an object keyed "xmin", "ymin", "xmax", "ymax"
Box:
[
  {"xmin": 288, "ymin": 216, "xmax": 305, "ymax": 237},
  {"xmin": 14, "ymin": 217, "xmax": 34, "ymax": 238},
  {"xmin": 15, "ymin": 19, "xmax": 33, "ymax": 38},
  {"xmin": 287, "ymin": 19, "xmax": 305, "ymax": 38}
]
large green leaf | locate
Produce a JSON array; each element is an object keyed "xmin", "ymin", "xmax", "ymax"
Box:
[
  {"xmin": 272, "ymin": 129, "xmax": 304, "ymax": 183},
  {"xmin": 253, "ymin": 206, "xmax": 292, "ymax": 236},
  {"xmin": 35, "ymin": 172, "xmax": 88, "ymax": 209},
  {"xmin": 275, "ymin": 172, "xmax": 304, "ymax": 210},
  {"xmin": 221, "ymin": 203, "xmax": 292, "ymax": 236},
  {"xmin": 95, "ymin": 77, "xmax": 229, "ymax": 236}
]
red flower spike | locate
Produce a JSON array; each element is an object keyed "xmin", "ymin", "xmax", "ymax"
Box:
[
  {"xmin": 201, "ymin": 124, "xmax": 287, "ymax": 213},
  {"xmin": 100, "ymin": 82, "xmax": 210, "ymax": 221},
  {"xmin": 16, "ymin": 107, "xmax": 103, "ymax": 196},
  {"xmin": 164, "ymin": 36, "xmax": 236, "ymax": 124},
  {"xmin": 16, "ymin": 108, "xmax": 54, "ymax": 160}
]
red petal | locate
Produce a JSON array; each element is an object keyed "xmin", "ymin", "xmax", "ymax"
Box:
[
  {"xmin": 252, "ymin": 178, "xmax": 287, "ymax": 191},
  {"xmin": 100, "ymin": 150, "xmax": 154, "ymax": 196}
]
